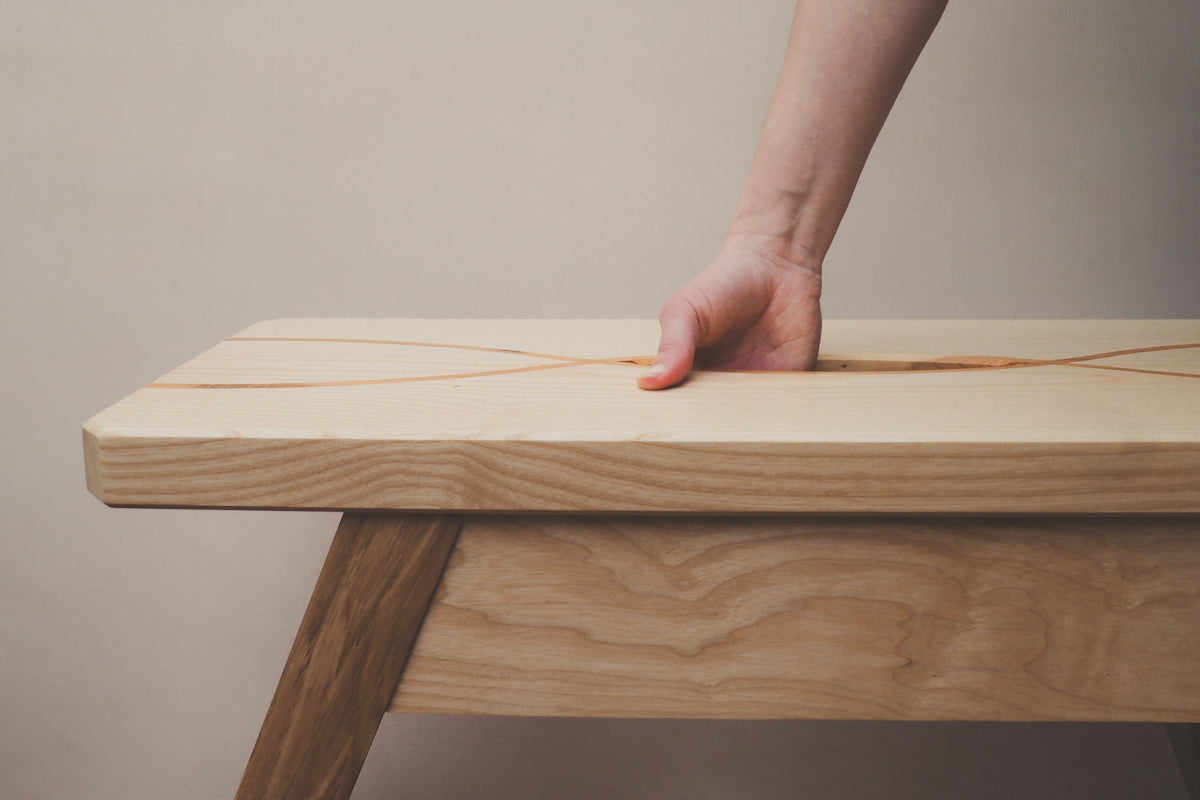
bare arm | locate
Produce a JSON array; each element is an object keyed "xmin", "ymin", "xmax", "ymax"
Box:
[{"xmin": 638, "ymin": 0, "xmax": 947, "ymax": 390}]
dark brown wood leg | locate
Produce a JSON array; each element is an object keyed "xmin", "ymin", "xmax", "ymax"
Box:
[
  {"xmin": 235, "ymin": 513, "xmax": 461, "ymax": 800},
  {"xmin": 1169, "ymin": 724, "xmax": 1200, "ymax": 800}
]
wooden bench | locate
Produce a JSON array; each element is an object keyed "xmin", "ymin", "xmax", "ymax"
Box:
[{"xmin": 82, "ymin": 319, "xmax": 1200, "ymax": 799}]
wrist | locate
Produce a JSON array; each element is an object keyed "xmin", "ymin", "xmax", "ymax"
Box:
[
  {"xmin": 720, "ymin": 230, "xmax": 824, "ymax": 279},
  {"xmin": 722, "ymin": 215, "xmax": 825, "ymax": 276},
  {"xmin": 726, "ymin": 183, "xmax": 839, "ymax": 271}
]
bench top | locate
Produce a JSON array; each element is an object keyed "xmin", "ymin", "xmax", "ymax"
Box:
[{"xmin": 83, "ymin": 318, "xmax": 1200, "ymax": 513}]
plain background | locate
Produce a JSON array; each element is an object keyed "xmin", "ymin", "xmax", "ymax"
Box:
[{"xmin": 3, "ymin": 1, "xmax": 1198, "ymax": 798}]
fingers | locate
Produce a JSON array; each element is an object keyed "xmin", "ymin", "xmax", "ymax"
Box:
[{"xmin": 638, "ymin": 295, "xmax": 702, "ymax": 390}]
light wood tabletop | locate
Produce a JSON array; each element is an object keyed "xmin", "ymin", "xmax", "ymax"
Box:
[{"xmin": 84, "ymin": 318, "xmax": 1200, "ymax": 513}]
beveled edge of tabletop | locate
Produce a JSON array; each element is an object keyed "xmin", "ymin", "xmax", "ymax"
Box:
[{"xmin": 83, "ymin": 428, "xmax": 1200, "ymax": 514}]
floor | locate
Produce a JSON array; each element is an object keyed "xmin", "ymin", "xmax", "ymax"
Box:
[{"xmin": 353, "ymin": 717, "xmax": 1189, "ymax": 799}]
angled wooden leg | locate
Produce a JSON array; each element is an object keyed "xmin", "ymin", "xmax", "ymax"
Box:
[
  {"xmin": 235, "ymin": 513, "xmax": 461, "ymax": 800},
  {"xmin": 1168, "ymin": 724, "xmax": 1200, "ymax": 800}
]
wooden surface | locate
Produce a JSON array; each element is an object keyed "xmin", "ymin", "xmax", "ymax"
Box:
[
  {"xmin": 83, "ymin": 319, "xmax": 1200, "ymax": 513},
  {"xmin": 235, "ymin": 513, "xmax": 460, "ymax": 800},
  {"xmin": 391, "ymin": 515, "xmax": 1200, "ymax": 721}
]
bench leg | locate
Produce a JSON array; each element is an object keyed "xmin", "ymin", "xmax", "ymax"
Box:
[
  {"xmin": 1169, "ymin": 724, "xmax": 1200, "ymax": 800},
  {"xmin": 235, "ymin": 513, "xmax": 461, "ymax": 800}
]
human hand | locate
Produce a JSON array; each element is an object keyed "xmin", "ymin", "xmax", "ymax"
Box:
[{"xmin": 637, "ymin": 236, "xmax": 823, "ymax": 390}]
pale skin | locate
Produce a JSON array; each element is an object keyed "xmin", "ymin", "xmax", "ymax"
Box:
[{"xmin": 638, "ymin": 0, "xmax": 948, "ymax": 390}]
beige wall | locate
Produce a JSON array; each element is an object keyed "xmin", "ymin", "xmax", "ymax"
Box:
[{"xmin": 3, "ymin": 1, "xmax": 1197, "ymax": 798}]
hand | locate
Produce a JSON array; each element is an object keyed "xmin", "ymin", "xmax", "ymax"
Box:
[{"xmin": 637, "ymin": 237, "xmax": 823, "ymax": 390}]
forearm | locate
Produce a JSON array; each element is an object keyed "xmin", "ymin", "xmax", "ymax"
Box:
[{"xmin": 729, "ymin": 0, "xmax": 947, "ymax": 268}]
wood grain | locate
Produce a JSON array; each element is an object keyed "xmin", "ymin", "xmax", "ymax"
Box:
[
  {"xmin": 391, "ymin": 515, "xmax": 1200, "ymax": 721},
  {"xmin": 82, "ymin": 319, "xmax": 1200, "ymax": 513},
  {"xmin": 235, "ymin": 513, "xmax": 460, "ymax": 800}
]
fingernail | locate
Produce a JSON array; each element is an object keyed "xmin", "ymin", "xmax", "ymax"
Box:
[{"xmin": 640, "ymin": 364, "xmax": 664, "ymax": 381}]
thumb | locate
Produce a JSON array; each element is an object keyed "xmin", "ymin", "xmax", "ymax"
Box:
[{"xmin": 638, "ymin": 295, "xmax": 701, "ymax": 390}]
